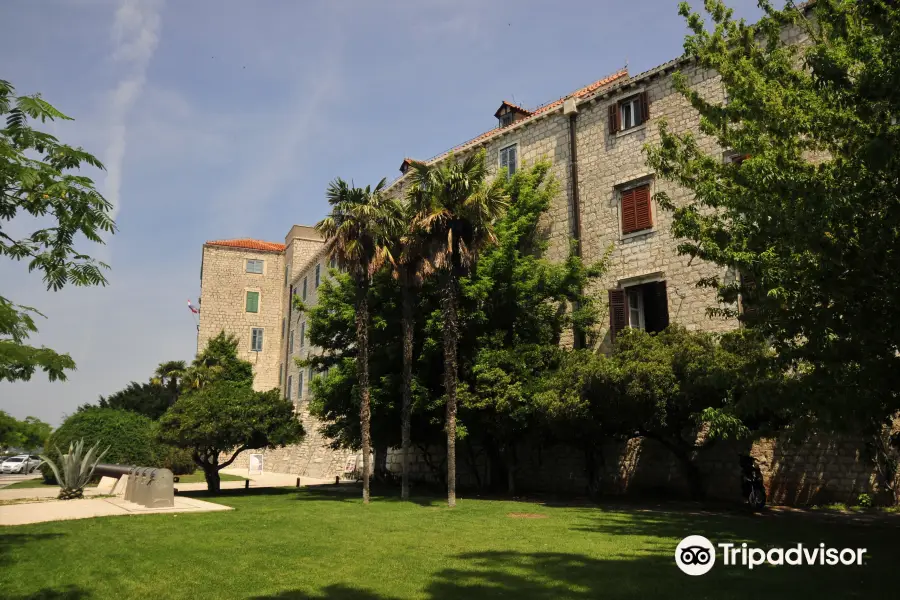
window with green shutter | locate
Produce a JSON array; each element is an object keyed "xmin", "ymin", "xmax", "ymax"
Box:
[{"xmin": 246, "ymin": 291, "xmax": 260, "ymax": 313}]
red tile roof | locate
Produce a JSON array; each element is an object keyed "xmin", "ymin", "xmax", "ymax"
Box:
[
  {"xmin": 205, "ymin": 238, "xmax": 286, "ymax": 252},
  {"xmin": 494, "ymin": 101, "xmax": 533, "ymax": 119},
  {"xmin": 424, "ymin": 69, "xmax": 628, "ymax": 165}
]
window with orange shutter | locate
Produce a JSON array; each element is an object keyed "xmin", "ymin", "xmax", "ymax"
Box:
[{"xmin": 620, "ymin": 184, "xmax": 652, "ymax": 234}]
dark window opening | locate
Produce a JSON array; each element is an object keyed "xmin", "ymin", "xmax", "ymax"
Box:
[{"xmin": 608, "ymin": 281, "xmax": 669, "ymax": 342}]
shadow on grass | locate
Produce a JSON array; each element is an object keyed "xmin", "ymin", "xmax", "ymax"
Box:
[
  {"xmin": 249, "ymin": 544, "xmax": 894, "ymax": 600},
  {"xmin": 4, "ymin": 586, "xmax": 90, "ymax": 600},
  {"xmin": 248, "ymin": 584, "xmax": 396, "ymax": 599},
  {"xmin": 0, "ymin": 533, "xmax": 65, "ymax": 560},
  {"xmin": 181, "ymin": 482, "xmax": 451, "ymax": 508}
]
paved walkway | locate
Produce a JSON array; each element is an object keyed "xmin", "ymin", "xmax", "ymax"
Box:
[
  {"xmin": 0, "ymin": 468, "xmax": 332, "ymax": 526},
  {"xmin": 0, "ymin": 468, "xmax": 327, "ymax": 501},
  {"xmin": 0, "ymin": 495, "xmax": 232, "ymax": 526},
  {"xmin": 0, "ymin": 472, "xmax": 42, "ymax": 489}
]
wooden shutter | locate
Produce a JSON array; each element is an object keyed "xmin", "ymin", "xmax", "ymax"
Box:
[
  {"xmin": 633, "ymin": 185, "xmax": 653, "ymax": 231},
  {"xmin": 608, "ymin": 289, "xmax": 627, "ymax": 342},
  {"xmin": 246, "ymin": 291, "xmax": 259, "ymax": 313},
  {"xmin": 621, "ymin": 188, "xmax": 637, "ymax": 234},
  {"xmin": 608, "ymin": 103, "xmax": 619, "ymax": 134},
  {"xmin": 639, "ymin": 91, "xmax": 650, "ymax": 125}
]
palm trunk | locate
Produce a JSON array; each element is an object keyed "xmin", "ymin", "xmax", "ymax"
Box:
[
  {"xmin": 355, "ymin": 281, "xmax": 372, "ymax": 504},
  {"xmin": 442, "ymin": 274, "xmax": 460, "ymax": 508},
  {"xmin": 400, "ymin": 277, "xmax": 414, "ymax": 501}
]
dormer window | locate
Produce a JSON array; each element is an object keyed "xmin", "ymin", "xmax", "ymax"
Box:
[
  {"xmin": 494, "ymin": 101, "xmax": 532, "ymax": 128},
  {"xmin": 399, "ymin": 158, "xmax": 418, "ymax": 174}
]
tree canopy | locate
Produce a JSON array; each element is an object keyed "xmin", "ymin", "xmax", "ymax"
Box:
[
  {"xmin": 0, "ymin": 411, "xmax": 51, "ymax": 451},
  {"xmin": 0, "ymin": 79, "xmax": 115, "ymax": 382},
  {"xmin": 644, "ymin": 0, "xmax": 900, "ymax": 439},
  {"xmin": 158, "ymin": 381, "xmax": 304, "ymax": 492}
]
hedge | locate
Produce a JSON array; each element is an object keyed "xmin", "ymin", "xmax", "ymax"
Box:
[{"xmin": 41, "ymin": 408, "xmax": 193, "ymax": 482}]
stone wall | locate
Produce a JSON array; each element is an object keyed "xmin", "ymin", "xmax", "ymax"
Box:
[
  {"xmin": 198, "ymin": 245, "xmax": 285, "ymax": 391},
  {"xmin": 381, "ymin": 432, "xmax": 895, "ymax": 506}
]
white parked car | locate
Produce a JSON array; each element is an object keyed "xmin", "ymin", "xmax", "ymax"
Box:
[{"xmin": 1, "ymin": 455, "xmax": 42, "ymax": 474}]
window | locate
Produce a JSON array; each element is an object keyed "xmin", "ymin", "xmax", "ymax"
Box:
[
  {"xmin": 251, "ymin": 328, "xmax": 264, "ymax": 352},
  {"xmin": 302, "ymin": 277, "xmax": 308, "ymax": 300},
  {"xmin": 499, "ymin": 113, "xmax": 514, "ymax": 127},
  {"xmin": 608, "ymin": 281, "xmax": 669, "ymax": 342},
  {"xmin": 279, "ymin": 363, "xmax": 283, "ymax": 386},
  {"xmin": 285, "ymin": 264, "xmax": 290, "ymax": 284},
  {"xmin": 300, "ymin": 322, "xmax": 306, "ymax": 349},
  {"xmin": 246, "ymin": 291, "xmax": 259, "ymax": 313},
  {"xmin": 329, "ymin": 256, "xmax": 336, "ymax": 269},
  {"xmin": 281, "ymin": 317, "xmax": 285, "ymax": 339},
  {"xmin": 246, "ymin": 259, "xmax": 264, "ymax": 274},
  {"xmin": 739, "ymin": 270, "xmax": 759, "ymax": 321},
  {"xmin": 608, "ymin": 91, "xmax": 650, "ymax": 134},
  {"xmin": 627, "ymin": 290, "xmax": 644, "ymax": 331},
  {"xmin": 620, "ymin": 184, "xmax": 653, "ymax": 235},
  {"xmin": 315, "ymin": 264, "xmax": 321, "ymax": 288},
  {"xmin": 499, "ymin": 144, "xmax": 517, "ymax": 178},
  {"xmin": 309, "ymin": 366, "xmax": 314, "ymax": 381},
  {"xmin": 287, "ymin": 375, "xmax": 292, "ymax": 399},
  {"xmin": 289, "ymin": 329, "xmax": 295, "ymax": 354},
  {"xmin": 298, "ymin": 371, "xmax": 304, "ymax": 399}
]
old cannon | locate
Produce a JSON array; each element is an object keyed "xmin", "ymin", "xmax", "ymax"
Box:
[{"xmin": 94, "ymin": 463, "xmax": 174, "ymax": 508}]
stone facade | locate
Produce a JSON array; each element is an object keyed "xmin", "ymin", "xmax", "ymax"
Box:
[
  {"xmin": 198, "ymin": 243, "xmax": 286, "ymax": 392},
  {"xmin": 202, "ymin": 22, "xmax": 891, "ymax": 505}
]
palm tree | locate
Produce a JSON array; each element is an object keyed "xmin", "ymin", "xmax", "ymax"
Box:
[
  {"xmin": 152, "ymin": 360, "xmax": 186, "ymax": 395},
  {"xmin": 407, "ymin": 150, "xmax": 508, "ymax": 507},
  {"xmin": 317, "ymin": 177, "xmax": 399, "ymax": 504},
  {"xmin": 378, "ymin": 199, "xmax": 428, "ymax": 501}
]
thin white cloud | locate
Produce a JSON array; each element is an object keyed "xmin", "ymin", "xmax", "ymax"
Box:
[{"xmin": 104, "ymin": 0, "xmax": 163, "ymax": 221}]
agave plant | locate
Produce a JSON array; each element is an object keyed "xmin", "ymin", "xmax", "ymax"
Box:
[{"xmin": 40, "ymin": 439, "xmax": 108, "ymax": 500}]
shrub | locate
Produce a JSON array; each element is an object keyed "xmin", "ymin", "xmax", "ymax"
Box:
[
  {"xmin": 155, "ymin": 445, "xmax": 195, "ymax": 475},
  {"xmin": 41, "ymin": 408, "xmax": 182, "ymax": 483},
  {"xmin": 857, "ymin": 493, "xmax": 873, "ymax": 508}
]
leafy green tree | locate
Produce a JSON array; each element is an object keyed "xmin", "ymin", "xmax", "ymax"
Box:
[
  {"xmin": 459, "ymin": 162, "xmax": 607, "ymax": 494},
  {"xmin": 14, "ymin": 416, "xmax": 51, "ymax": 450},
  {"xmin": 0, "ymin": 410, "xmax": 17, "ymax": 449},
  {"xmin": 158, "ymin": 381, "xmax": 304, "ymax": 492},
  {"xmin": 0, "ymin": 80, "xmax": 115, "ymax": 382},
  {"xmin": 41, "ymin": 408, "xmax": 164, "ymax": 483},
  {"xmin": 182, "ymin": 332, "xmax": 253, "ymax": 390},
  {"xmin": 608, "ymin": 326, "xmax": 774, "ymax": 498},
  {"xmin": 96, "ymin": 381, "xmax": 176, "ymax": 420},
  {"xmin": 314, "ymin": 178, "xmax": 399, "ymax": 504},
  {"xmin": 407, "ymin": 150, "xmax": 508, "ymax": 507},
  {"xmin": 0, "ymin": 411, "xmax": 51, "ymax": 451},
  {"xmin": 644, "ymin": 1, "xmax": 900, "ymax": 464}
]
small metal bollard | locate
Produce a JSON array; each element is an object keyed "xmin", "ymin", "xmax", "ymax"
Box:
[
  {"xmin": 296, "ymin": 477, "xmax": 301, "ymax": 488},
  {"xmin": 245, "ymin": 479, "xmax": 249, "ymax": 489},
  {"xmin": 335, "ymin": 476, "xmax": 340, "ymax": 485}
]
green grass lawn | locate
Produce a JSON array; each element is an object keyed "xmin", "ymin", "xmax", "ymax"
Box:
[{"xmin": 1, "ymin": 486, "xmax": 896, "ymax": 600}]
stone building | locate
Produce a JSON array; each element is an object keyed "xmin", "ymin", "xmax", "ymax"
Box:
[{"xmin": 198, "ymin": 17, "xmax": 888, "ymax": 504}]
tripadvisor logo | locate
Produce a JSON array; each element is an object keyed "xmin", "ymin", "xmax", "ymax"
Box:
[{"xmin": 675, "ymin": 536, "xmax": 867, "ymax": 576}]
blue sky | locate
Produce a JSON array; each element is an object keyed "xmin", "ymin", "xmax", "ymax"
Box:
[{"xmin": 0, "ymin": 0, "xmax": 765, "ymax": 425}]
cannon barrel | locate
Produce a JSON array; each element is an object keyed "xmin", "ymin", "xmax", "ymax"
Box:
[{"xmin": 94, "ymin": 463, "xmax": 137, "ymax": 478}]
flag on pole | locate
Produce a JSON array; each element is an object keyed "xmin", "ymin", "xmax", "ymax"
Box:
[{"xmin": 188, "ymin": 299, "xmax": 200, "ymax": 314}]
